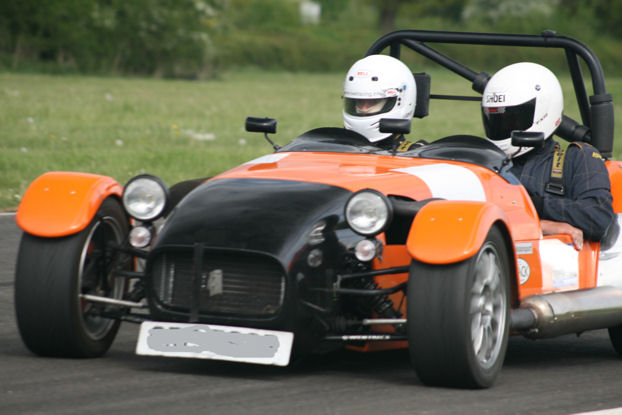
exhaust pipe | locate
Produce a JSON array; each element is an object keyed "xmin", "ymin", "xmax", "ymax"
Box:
[{"xmin": 510, "ymin": 286, "xmax": 622, "ymax": 338}]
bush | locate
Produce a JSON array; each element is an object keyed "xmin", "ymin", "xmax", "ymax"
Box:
[
  {"xmin": 0, "ymin": 0, "xmax": 621, "ymax": 77},
  {"xmin": 0, "ymin": 0, "xmax": 223, "ymax": 77}
]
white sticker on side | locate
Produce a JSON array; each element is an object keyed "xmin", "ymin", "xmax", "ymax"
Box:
[
  {"xmin": 598, "ymin": 213, "xmax": 622, "ymax": 289},
  {"xmin": 391, "ymin": 163, "xmax": 486, "ymax": 201},
  {"xmin": 515, "ymin": 242, "xmax": 533, "ymax": 255},
  {"xmin": 244, "ymin": 153, "xmax": 290, "ymax": 165},
  {"xmin": 518, "ymin": 258, "xmax": 530, "ymax": 285},
  {"xmin": 539, "ymin": 239, "xmax": 579, "ymax": 289}
]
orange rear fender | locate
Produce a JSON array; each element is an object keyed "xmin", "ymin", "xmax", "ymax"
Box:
[
  {"xmin": 607, "ymin": 161, "xmax": 622, "ymax": 213},
  {"xmin": 406, "ymin": 200, "xmax": 510, "ymax": 264},
  {"xmin": 16, "ymin": 172, "xmax": 123, "ymax": 237}
]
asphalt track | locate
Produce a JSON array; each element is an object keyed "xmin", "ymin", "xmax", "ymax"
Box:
[{"xmin": 1, "ymin": 212, "xmax": 622, "ymax": 415}]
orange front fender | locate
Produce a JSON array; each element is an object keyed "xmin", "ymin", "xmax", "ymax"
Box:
[
  {"xmin": 406, "ymin": 200, "xmax": 509, "ymax": 264},
  {"xmin": 16, "ymin": 172, "xmax": 123, "ymax": 237}
]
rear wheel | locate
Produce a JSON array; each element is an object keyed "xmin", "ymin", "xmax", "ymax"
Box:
[
  {"xmin": 407, "ymin": 226, "xmax": 510, "ymax": 388},
  {"xmin": 608, "ymin": 325, "xmax": 622, "ymax": 356},
  {"xmin": 14, "ymin": 197, "xmax": 130, "ymax": 357}
]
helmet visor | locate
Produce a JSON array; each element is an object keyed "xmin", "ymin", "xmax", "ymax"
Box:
[
  {"xmin": 482, "ymin": 98, "xmax": 536, "ymax": 140},
  {"xmin": 344, "ymin": 97, "xmax": 397, "ymax": 117}
]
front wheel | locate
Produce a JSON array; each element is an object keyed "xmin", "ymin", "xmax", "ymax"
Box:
[
  {"xmin": 407, "ymin": 226, "xmax": 511, "ymax": 388},
  {"xmin": 14, "ymin": 197, "xmax": 130, "ymax": 357}
]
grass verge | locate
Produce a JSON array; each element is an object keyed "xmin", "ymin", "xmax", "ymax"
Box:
[{"xmin": 2, "ymin": 70, "xmax": 621, "ymax": 211}]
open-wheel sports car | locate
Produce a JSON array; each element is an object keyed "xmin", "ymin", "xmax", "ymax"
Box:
[{"xmin": 14, "ymin": 29, "xmax": 622, "ymax": 388}]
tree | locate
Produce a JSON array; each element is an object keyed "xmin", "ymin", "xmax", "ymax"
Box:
[
  {"xmin": 0, "ymin": 0, "xmax": 227, "ymax": 76},
  {"xmin": 592, "ymin": 0, "xmax": 622, "ymax": 37},
  {"xmin": 366, "ymin": 0, "xmax": 468, "ymax": 33},
  {"xmin": 362, "ymin": 0, "xmax": 409, "ymax": 33}
]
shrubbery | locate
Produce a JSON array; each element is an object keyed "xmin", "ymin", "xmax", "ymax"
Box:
[
  {"xmin": 0, "ymin": 0, "xmax": 621, "ymax": 77},
  {"xmin": 0, "ymin": 0, "xmax": 225, "ymax": 77}
]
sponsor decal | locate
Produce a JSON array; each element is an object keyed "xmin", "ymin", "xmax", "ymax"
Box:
[
  {"xmin": 341, "ymin": 334, "xmax": 392, "ymax": 341},
  {"xmin": 534, "ymin": 112, "xmax": 548, "ymax": 125},
  {"xmin": 539, "ymin": 239, "xmax": 579, "ymax": 289},
  {"xmin": 515, "ymin": 242, "xmax": 533, "ymax": 255},
  {"xmin": 484, "ymin": 107, "xmax": 505, "ymax": 114},
  {"xmin": 485, "ymin": 93, "xmax": 506, "ymax": 104},
  {"xmin": 518, "ymin": 258, "xmax": 530, "ymax": 285},
  {"xmin": 201, "ymin": 269, "xmax": 223, "ymax": 296}
]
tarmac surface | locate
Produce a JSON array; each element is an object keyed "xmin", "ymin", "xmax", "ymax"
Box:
[{"xmin": 1, "ymin": 212, "xmax": 622, "ymax": 415}]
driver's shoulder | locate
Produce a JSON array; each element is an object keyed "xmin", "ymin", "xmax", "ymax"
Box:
[{"xmin": 565, "ymin": 141, "xmax": 606, "ymax": 166}]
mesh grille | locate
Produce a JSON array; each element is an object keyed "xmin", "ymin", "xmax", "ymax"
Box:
[{"xmin": 152, "ymin": 249, "xmax": 285, "ymax": 317}]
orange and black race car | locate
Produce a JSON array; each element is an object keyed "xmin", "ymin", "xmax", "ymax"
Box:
[{"xmin": 13, "ymin": 30, "xmax": 622, "ymax": 388}]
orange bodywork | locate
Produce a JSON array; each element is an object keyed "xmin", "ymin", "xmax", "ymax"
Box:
[
  {"xmin": 216, "ymin": 151, "xmax": 607, "ymax": 302},
  {"xmin": 607, "ymin": 161, "xmax": 622, "ymax": 212},
  {"xmin": 16, "ymin": 150, "xmax": 613, "ymax": 352},
  {"xmin": 16, "ymin": 171, "xmax": 123, "ymax": 237},
  {"xmin": 217, "ymin": 152, "xmax": 544, "ymax": 300}
]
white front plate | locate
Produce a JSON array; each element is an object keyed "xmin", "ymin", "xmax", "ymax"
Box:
[{"xmin": 136, "ymin": 321, "xmax": 294, "ymax": 366}]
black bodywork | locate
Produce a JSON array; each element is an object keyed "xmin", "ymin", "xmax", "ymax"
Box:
[
  {"xmin": 147, "ymin": 178, "xmax": 375, "ymax": 354},
  {"xmin": 142, "ymin": 131, "xmax": 512, "ymax": 352}
]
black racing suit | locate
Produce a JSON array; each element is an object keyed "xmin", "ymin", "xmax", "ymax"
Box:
[{"xmin": 510, "ymin": 137, "xmax": 614, "ymax": 241}]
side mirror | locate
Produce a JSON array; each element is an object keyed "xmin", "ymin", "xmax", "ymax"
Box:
[
  {"xmin": 511, "ymin": 130, "xmax": 545, "ymax": 148},
  {"xmin": 379, "ymin": 118, "xmax": 411, "ymax": 135},
  {"xmin": 413, "ymin": 72, "xmax": 430, "ymax": 119},
  {"xmin": 245, "ymin": 117, "xmax": 277, "ymax": 134}
]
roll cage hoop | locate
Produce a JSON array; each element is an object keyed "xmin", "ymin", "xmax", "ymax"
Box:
[{"xmin": 366, "ymin": 29, "xmax": 614, "ymax": 158}]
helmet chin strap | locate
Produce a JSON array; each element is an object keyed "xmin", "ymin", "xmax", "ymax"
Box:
[{"xmin": 510, "ymin": 147, "xmax": 524, "ymax": 158}]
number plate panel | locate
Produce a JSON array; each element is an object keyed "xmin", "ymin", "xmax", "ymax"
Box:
[{"xmin": 136, "ymin": 321, "xmax": 293, "ymax": 366}]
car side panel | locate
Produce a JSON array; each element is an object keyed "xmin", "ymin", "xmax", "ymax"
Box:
[{"xmin": 16, "ymin": 172, "xmax": 123, "ymax": 237}]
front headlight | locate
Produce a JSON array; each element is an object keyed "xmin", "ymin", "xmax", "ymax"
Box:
[
  {"xmin": 345, "ymin": 189, "xmax": 392, "ymax": 236},
  {"xmin": 122, "ymin": 175, "xmax": 169, "ymax": 221}
]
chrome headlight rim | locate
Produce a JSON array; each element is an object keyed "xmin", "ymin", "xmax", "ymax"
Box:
[
  {"xmin": 122, "ymin": 174, "xmax": 169, "ymax": 222},
  {"xmin": 345, "ymin": 189, "xmax": 393, "ymax": 236}
]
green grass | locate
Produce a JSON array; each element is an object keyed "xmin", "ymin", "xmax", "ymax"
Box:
[{"xmin": 2, "ymin": 70, "xmax": 622, "ymax": 210}]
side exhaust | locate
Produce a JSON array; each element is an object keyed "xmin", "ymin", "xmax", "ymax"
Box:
[{"xmin": 510, "ymin": 286, "xmax": 622, "ymax": 338}]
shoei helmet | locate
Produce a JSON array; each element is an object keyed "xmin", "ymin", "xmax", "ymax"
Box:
[
  {"xmin": 482, "ymin": 62, "xmax": 563, "ymax": 157},
  {"xmin": 343, "ymin": 55, "xmax": 416, "ymax": 142}
]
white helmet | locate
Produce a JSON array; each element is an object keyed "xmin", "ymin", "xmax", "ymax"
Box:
[
  {"xmin": 482, "ymin": 62, "xmax": 563, "ymax": 157},
  {"xmin": 343, "ymin": 55, "xmax": 416, "ymax": 142}
]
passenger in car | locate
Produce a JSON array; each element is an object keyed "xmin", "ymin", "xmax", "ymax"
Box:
[
  {"xmin": 481, "ymin": 62, "xmax": 614, "ymax": 250},
  {"xmin": 342, "ymin": 54, "xmax": 424, "ymax": 152}
]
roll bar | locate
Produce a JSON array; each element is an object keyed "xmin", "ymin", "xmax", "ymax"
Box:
[{"xmin": 366, "ymin": 29, "xmax": 614, "ymax": 157}]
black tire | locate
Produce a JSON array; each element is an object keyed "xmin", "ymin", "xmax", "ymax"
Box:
[
  {"xmin": 14, "ymin": 197, "xmax": 129, "ymax": 357},
  {"xmin": 608, "ymin": 325, "xmax": 622, "ymax": 356},
  {"xmin": 407, "ymin": 226, "xmax": 511, "ymax": 388},
  {"xmin": 165, "ymin": 177, "xmax": 210, "ymax": 216}
]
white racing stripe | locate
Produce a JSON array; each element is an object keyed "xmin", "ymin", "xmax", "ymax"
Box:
[
  {"xmin": 392, "ymin": 163, "xmax": 486, "ymax": 201},
  {"xmin": 244, "ymin": 153, "xmax": 290, "ymax": 165}
]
